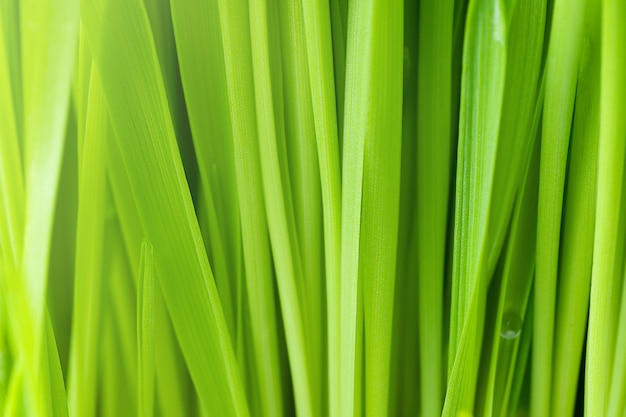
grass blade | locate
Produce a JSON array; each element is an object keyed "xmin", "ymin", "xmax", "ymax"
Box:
[
  {"xmin": 341, "ymin": 1, "xmax": 403, "ymax": 416},
  {"xmin": 415, "ymin": 1, "xmax": 454, "ymax": 416},
  {"xmin": 137, "ymin": 241, "xmax": 155, "ymax": 417},
  {"xmin": 551, "ymin": 7, "xmax": 600, "ymax": 415},
  {"xmin": 532, "ymin": 0, "xmax": 587, "ymax": 414},
  {"xmin": 586, "ymin": 0, "xmax": 626, "ymax": 414},
  {"xmin": 299, "ymin": 2, "xmax": 343, "ymax": 414},
  {"xmin": 446, "ymin": 0, "xmax": 507, "ymax": 412}
]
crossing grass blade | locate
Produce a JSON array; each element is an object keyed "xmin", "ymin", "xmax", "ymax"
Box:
[{"xmin": 79, "ymin": 0, "xmax": 249, "ymax": 414}]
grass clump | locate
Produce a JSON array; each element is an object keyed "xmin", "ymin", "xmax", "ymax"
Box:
[{"xmin": 0, "ymin": 0, "xmax": 625, "ymax": 416}]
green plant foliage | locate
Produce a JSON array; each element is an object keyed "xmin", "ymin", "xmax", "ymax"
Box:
[{"xmin": 1, "ymin": 0, "xmax": 625, "ymax": 416}]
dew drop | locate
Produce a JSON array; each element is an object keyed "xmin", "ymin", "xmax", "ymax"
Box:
[{"xmin": 500, "ymin": 312, "xmax": 522, "ymax": 340}]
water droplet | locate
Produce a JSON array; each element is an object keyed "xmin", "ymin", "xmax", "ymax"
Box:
[{"xmin": 500, "ymin": 312, "xmax": 522, "ymax": 340}]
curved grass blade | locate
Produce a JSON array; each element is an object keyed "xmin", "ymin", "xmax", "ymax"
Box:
[{"xmin": 80, "ymin": 0, "xmax": 249, "ymax": 414}]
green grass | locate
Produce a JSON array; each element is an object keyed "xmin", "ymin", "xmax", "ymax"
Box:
[{"xmin": 0, "ymin": 0, "xmax": 625, "ymax": 416}]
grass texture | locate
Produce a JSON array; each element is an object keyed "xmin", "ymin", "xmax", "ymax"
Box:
[{"xmin": 0, "ymin": 0, "xmax": 625, "ymax": 416}]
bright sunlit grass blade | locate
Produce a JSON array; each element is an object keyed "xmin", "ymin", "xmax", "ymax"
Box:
[
  {"xmin": 80, "ymin": 0, "xmax": 249, "ymax": 414},
  {"xmin": 137, "ymin": 240, "xmax": 155, "ymax": 417},
  {"xmin": 415, "ymin": 1, "xmax": 453, "ymax": 416},
  {"xmin": 586, "ymin": 0, "xmax": 626, "ymax": 415},
  {"xmin": 533, "ymin": 0, "xmax": 587, "ymax": 414}
]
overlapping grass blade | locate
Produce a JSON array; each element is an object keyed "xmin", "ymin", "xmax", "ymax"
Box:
[
  {"xmin": 79, "ymin": 0, "xmax": 249, "ymax": 414},
  {"xmin": 586, "ymin": 0, "xmax": 626, "ymax": 415}
]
